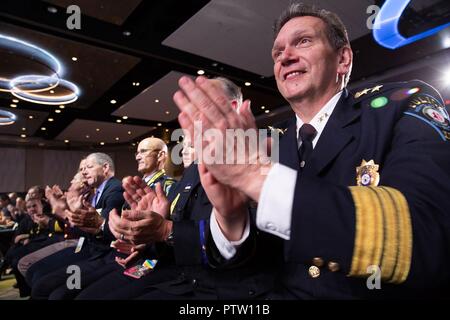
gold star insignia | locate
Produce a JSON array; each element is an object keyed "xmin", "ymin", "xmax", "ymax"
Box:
[
  {"xmin": 355, "ymin": 88, "xmax": 370, "ymax": 99},
  {"xmin": 371, "ymin": 85, "xmax": 383, "ymax": 93}
]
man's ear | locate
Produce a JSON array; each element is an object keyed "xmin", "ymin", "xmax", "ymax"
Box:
[
  {"xmin": 337, "ymin": 46, "xmax": 353, "ymax": 77},
  {"xmin": 231, "ymin": 100, "xmax": 238, "ymax": 111},
  {"xmin": 103, "ymin": 163, "xmax": 110, "ymax": 174}
]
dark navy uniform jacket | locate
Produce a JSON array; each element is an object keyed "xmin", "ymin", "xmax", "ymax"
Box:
[
  {"xmin": 206, "ymin": 80, "xmax": 450, "ymax": 299},
  {"xmin": 264, "ymin": 80, "xmax": 450, "ymax": 299},
  {"xmin": 147, "ymin": 163, "xmax": 282, "ymax": 299}
]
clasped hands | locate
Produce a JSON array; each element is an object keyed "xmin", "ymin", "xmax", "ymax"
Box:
[{"xmin": 108, "ymin": 176, "xmax": 171, "ymax": 267}]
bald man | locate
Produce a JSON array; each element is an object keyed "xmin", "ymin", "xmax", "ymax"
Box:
[{"xmin": 135, "ymin": 137, "xmax": 176, "ymax": 195}]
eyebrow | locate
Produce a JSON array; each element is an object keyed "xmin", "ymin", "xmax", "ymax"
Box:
[{"xmin": 272, "ymin": 29, "xmax": 315, "ymax": 51}]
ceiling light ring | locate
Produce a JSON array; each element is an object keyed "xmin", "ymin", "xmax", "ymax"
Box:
[
  {"xmin": 0, "ymin": 109, "xmax": 17, "ymax": 126},
  {"xmin": 11, "ymin": 78, "xmax": 80, "ymax": 105},
  {"xmin": 0, "ymin": 34, "xmax": 62, "ymax": 92},
  {"xmin": 8, "ymin": 74, "xmax": 61, "ymax": 93}
]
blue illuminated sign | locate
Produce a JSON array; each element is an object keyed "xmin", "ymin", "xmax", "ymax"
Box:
[{"xmin": 373, "ymin": 0, "xmax": 450, "ymax": 49}]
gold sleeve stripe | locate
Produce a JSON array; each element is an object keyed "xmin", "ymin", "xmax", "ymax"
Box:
[
  {"xmin": 383, "ymin": 187, "xmax": 412, "ymax": 284},
  {"xmin": 349, "ymin": 187, "xmax": 383, "ymax": 277},
  {"xmin": 366, "ymin": 187, "xmax": 384, "ymax": 272},
  {"xmin": 54, "ymin": 220, "xmax": 63, "ymax": 233},
  {"xmin": 348, "ymin": 186, "xmax": 412, "ymax": 284},
  {"xmin": 374, "ymin": 187, "xmax": 398, "ymax": 281}
]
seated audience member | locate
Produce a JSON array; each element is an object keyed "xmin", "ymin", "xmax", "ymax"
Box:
[
  {"xmin": 39, "ymin": 138, "xmax": 177, "ymax": 299},
  {"xmin": 17, "ymin": 159, "xmax": 92, "ymax": 278},
  {"xmin": 4, "ymin": 198, "xmax": 61, "ymax": 297},
  {"xmin": 26, "ymin": 152, "xmax": 125, "ymax": 299}
]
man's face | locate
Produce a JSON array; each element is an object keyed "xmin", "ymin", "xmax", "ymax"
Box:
[
  {"xmin": 135, "ymin": 140, "xmax": 162, "ymax": 175},
  {"xmin": 82, "ymin": 156, "xmax": 108, "ymax": 188},
  {"xmin": 272, "ymin": 16, "xmax": 341, "ymax": 102}
]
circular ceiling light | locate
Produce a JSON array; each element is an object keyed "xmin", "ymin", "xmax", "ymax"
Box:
[
  {"xmin": 11, "ymin": 77, "xmax": 79, "ymax": 105},
  {"xmin": 0, "ymin": 109, "xmax": 17, "ymax": 125},
  {"xmin": 0, "ymin": 34, "xmax": 62, "ymax": 93},
  {"xmin": 0, "ymin": 34, "xmax": 80, "ymax": 106}
]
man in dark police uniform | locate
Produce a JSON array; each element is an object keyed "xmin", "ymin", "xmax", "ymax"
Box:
[{"xmin": 173, "ymin": 2, "xmax": 450, "ymax": 299}]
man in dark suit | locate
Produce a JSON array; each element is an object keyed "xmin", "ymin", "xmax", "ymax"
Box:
[
  {"xmin": 173, "ymin": 3, "xmax": 450, "ymax": 299},
  {"xmin": 27, "ymin": 152, "xmax": 125, "ymax": 299},
  {"xmin": 73, "ymin": 78, "xmax": 281, "ymax": 300},
  {"xmin": 39, "ymin": 139, "xmax": 177, "ymax": 299}
]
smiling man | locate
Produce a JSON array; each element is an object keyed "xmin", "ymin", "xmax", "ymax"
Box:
[{"xmin": 174, "ymin": 2, "xmax": 450, "ymax": 299}]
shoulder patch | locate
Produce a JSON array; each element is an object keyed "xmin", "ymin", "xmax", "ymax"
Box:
[{"xmin": 404, "ymin": 94, "xmax": 450, "ymax": 141}]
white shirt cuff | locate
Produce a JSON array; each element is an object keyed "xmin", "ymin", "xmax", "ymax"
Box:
[
  {"xmin": 256, "ymin": 163, "xmax": 297, "ymax": 240},
  {"xmin": 209, "ymin": 208, "xmax": 250, "ymax": 260}
]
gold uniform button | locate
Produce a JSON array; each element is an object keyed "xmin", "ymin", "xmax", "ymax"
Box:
[
  {"xmin": 312, "ymin": 257, "xmax": 324, "ymax": 267},
  {"xmin": 328, "ymin": 261, "xmax": 340, "ymax": 272},
  {"xmin": 48, "ymin": 233, "xmax": 53, "ymax": 238},
  {"xmin": 64, "ymin": 234, "xmax": 68, "ymax": 239},
  {"xmin": 308, "ymin": 266, "xmax": 320, "ymax": 278}
]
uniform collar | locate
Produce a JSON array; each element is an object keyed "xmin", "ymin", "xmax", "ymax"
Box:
[{"xmin": 295, "ymin": 90, "xmax": 343, "ymax": 148}]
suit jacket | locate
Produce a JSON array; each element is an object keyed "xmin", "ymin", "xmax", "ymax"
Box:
[
  {"xmin": 270, "ymin": 80, "xmax": 450, "ymax": 299},
  {"xmin": 88, "ymin": 177, "xmax": 125, "ymax": 252}
]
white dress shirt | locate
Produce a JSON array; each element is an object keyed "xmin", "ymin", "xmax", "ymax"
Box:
[{"xmin": 210, "ymin": 91, "xmax": 343, "ymax": 259}]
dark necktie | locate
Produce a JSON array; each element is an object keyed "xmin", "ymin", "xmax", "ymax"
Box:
[{"xmin": 298, "ymin": 123, "xmax": 317, "ymax": 169}]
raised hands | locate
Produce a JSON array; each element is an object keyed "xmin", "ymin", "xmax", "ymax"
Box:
[
  {"xmin": 45, "ymin": 185, "xmax": 68, "ymax": 219},
  {"xmin": 122, "ymin": 177, "xmax": 169, "ymax": 218},
  {"xmin": 174, "ymin": 76, "xmax": 270, "ymax": 202}
]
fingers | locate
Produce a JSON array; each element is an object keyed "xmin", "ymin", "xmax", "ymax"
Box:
[
  {"xmin": 123, "ymin": 191, "xmax": 137, "ymax": 210},
  {"xmin": 237, "ymin": 100, "xmax": 257, "ymax": 130},
  {"xmin": 112, "ymin": 240, "xmax": 134, "ymax": 254},
  {"xmin": 121, "ymin": 209, "xmax": 149, "ymax": 222},
  {"xmin": 108, "ymin": 209, "xmax": 133, "ymax": 239},
  {"xmin": 132, "ymin": 176, "xmax": 151, "ymax": 193},
  {"xmin": 154, "ymin": 183, "xmax": 166, "ymax": 201},
  {"xmin": 131, "ymin": 244, "xmax": 146, "ymax": 253},
  {"xmin": 115, "ymin": 251, "xmax": 139, "ymax": 268},
  {"xmin": 195, "ymin": 76, "xmax": 241, "ymax": 129},
  {"xmin": 198, "ymin": 163, "xmax": 217, "ymax": 187},
  {"xmin": 178, "ymin": 112, "xmax": 194, "ymax": 142},
  {"xmin": 174, "ymin": 83, "xmax": 213, "ymax": 128}
]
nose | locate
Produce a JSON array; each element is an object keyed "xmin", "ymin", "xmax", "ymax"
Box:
[{"xmin": 280, "ymin": 46, "xmax": 298, "ymax": 67}]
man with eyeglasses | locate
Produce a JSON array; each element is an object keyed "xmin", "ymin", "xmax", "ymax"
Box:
[
  {"xmin": 31, "ymin": 138, "xmax": 176, "ymax": 299},
  {"xmin": 135, "ymin": 137, "xmax": 176, "ymax": 195}
]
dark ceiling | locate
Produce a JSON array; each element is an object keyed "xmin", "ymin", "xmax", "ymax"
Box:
[{"xmin": 0, "ymin": 0, "xmax": 449, "ymax": 151}]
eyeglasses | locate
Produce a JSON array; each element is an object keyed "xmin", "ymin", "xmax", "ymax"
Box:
[{"xmin": 134, "ymin": 149, "xmax": 161, "ymax": 157}]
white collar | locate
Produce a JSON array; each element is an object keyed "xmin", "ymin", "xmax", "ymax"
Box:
[{"xmin": 296, "ymin": 91, "xmax": 343, "ymax": 148}]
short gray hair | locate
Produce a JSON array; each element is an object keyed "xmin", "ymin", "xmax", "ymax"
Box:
[
  {"xmin": 214, "ymin": 77, "xmax": 243, "ymax": 107},
  {"xmin": 88, "ymin": 152, "xmax": 115, "ymax": 173}
]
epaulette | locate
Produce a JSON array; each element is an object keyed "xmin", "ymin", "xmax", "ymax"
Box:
[
  {"xmin": 351, "ymin": 80, "xmax": 444, "ymax": 106},
  {"xmin": 353, "ymin": 80, "xmax": 449, "ymax": 140}
]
